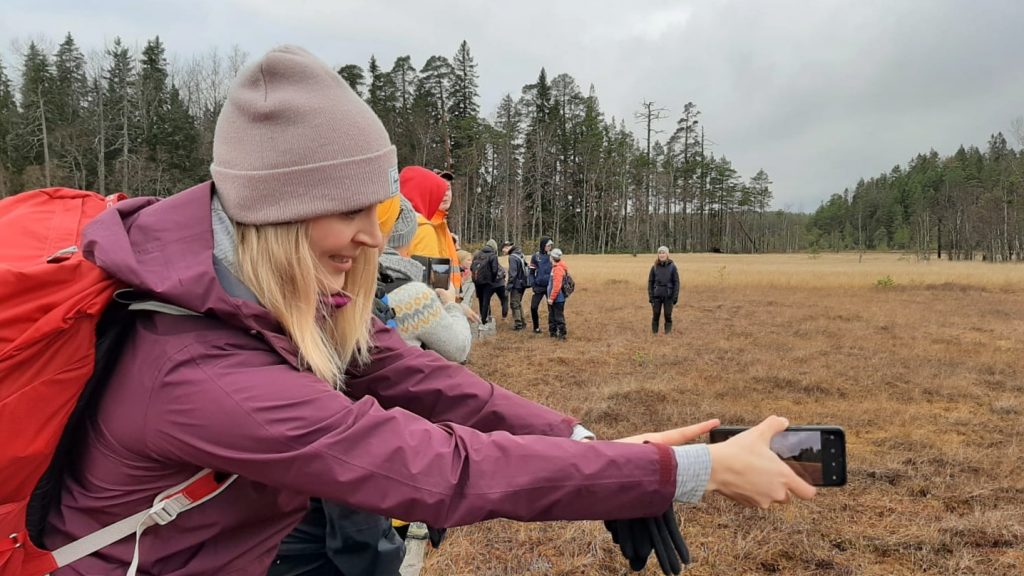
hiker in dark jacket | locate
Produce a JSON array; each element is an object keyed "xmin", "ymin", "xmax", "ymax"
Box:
[
  {"xmin": 45, "ymin": 46, "xmax": 814, "ymax": 576},
  {"xmin": 528, "ymin": 236, "xmax": 554, "ymax": 333},
  {"xmin": 648, "ymin": 246, "xmax": 681, "ymax": 334},
  {"xmin": 471, "ymin": 239, "xmax": 502, "ymax": 328},
  {"xmin": 503, "ymin": 241, "xmax": 528, "ymax": 330}
]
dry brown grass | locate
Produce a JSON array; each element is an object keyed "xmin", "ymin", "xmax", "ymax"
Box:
[{"xmin": 421, "ymin": 253, "xmax": 1024, "ymax": 576}]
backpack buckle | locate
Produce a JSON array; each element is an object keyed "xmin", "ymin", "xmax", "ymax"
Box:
[
  {"xmin": 149, "ymin": 497, "xmax": 186, "ymax": 526},
  {"xmin": 46, "ymin": 245, "xmax": 78, "ymax": 263},
  {"xmin": 4, "ymin": 531, "xmax": 24, "ymax": 551}
]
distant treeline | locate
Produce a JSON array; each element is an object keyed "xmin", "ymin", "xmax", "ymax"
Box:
[
  {"xmin": 1, "ymin": 34, "xmax": 1018, "ymax": 259},
  {"xmin": 807, "ymin": 131, "xmax": 1024, "ymax": 262}
]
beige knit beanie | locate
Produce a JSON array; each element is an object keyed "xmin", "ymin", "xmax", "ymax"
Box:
[{"xmin": 211, "ymin": 45, "xmax": 398, "ymax": 224}]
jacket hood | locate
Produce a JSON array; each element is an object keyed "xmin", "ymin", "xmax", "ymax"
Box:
[
  {"xmin": 400, "ymin": 166, "xmax": 448, "ymax": 220},
  {"xmin": 485, "ymin": 239, "xmax": 498, "ymax": 251},
  {"xmin": 82, "ymin": 182, "xmax": 290, "ymax": 346}
]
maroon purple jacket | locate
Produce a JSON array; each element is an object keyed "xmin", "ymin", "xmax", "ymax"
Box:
[{"xmin": 46, "ymin": 183, "xmax": 676, "ymax": 575}]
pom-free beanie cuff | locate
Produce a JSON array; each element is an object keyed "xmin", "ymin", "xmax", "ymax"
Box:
[{"xmin": 212, "ymin": 146, "xmax": 398, "ymax": 224}]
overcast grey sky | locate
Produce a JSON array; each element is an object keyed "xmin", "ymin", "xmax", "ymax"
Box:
[{"xmin": 4, "ymin": 0, "xmax": 1023, "ymax": 211}]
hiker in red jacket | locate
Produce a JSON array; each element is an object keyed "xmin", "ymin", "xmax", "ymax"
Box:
[{"xmin": 42, "ymin": 46, "xmax": 815, "ymax": 575}]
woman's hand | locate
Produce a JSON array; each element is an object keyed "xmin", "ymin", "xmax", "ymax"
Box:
[
  {"xmin": 706, "ymin": 416, "xmax": 817, "ymax": 508},
  {"xmin": 461, "ymin": 304, "xmax": 481, "ymax": 324},
  {"xmin": 615, "ymin": 419, "xmax": 721, "ymax": 445},
  {"xmin": 435, "ymin": 285, "xmax": 458, "ymax": 306}
]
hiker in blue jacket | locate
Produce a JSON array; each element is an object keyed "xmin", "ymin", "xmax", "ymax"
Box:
[
  {"xmin": 527, "ymin": 237, "xmax": 554, "ymax": 334},
  {"xmin": 648, "ymin": 246, "xmax": 680, "ymax": 334}
]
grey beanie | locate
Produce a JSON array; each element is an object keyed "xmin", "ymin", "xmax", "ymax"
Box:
[
  {"xmin": 387, "ymin": 195, "xmax": 418, "ymax": 250},
  {"xmin": 657, "ymin": 246, "xmax": 669, "ymax": 254},
  {"xmin": 550, "ymin": 248, "xmax": 563, "ymax": 261},
  {"xmin": 211, "ymin": 45, "xmax": 399, "ymax": 224}
]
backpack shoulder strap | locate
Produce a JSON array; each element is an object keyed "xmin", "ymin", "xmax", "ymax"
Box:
[
  {"xmin": 51, "ymin": 469, "xmax": 237, "ymax": 575},
  {"xmin": 48, "ymin": 292, "xmax": 234, "ymax": 575}
]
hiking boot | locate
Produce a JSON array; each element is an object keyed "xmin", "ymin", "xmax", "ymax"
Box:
[
  {"xmin": 652, "ymin": 324, "xmax": 659, "ymax": 334},
  {"xmin": 664, "ymin": 323, "xmax": 672, "ymax": 334},
  {"xmin": 512, "ymin": 325, "xmax": 524, "ymax": 331},
  {"xmin": 557, "ymin": 333, "xmax": 567, "ymax": 341},
  {"xmin": 406, "ymin": 522, "xmax": 429, "ymax": 540}
]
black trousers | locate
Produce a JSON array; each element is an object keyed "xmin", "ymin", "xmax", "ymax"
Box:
[
  {"xmin": 651, "ymin": 297, "xmax": 674, "ymax": 333},
  {"xmin": 269, "ymin": 503, "xmax": 404, "ymax": 576},
  {"xmin": 476, "ymin": 284, "xmax": 495, "ymax": 324},
  {"xmin": 548, "ymin": 300, "xmax": 566, "ymax": 337},
  {"xmin": 530, "ymin": 290, "xmax": 546, "ymax": 330},
  {"xmin": 494, "ymin": 285, "xmax": 509, "ymax": 317}
]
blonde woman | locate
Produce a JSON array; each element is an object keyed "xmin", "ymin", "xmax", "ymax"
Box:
[{"xmin": 45, "ymin": 46, "xmax": 814, "ymax": 575}]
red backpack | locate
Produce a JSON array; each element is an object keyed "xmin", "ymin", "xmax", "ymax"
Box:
[{"xmin": 0, "ymin": 188, "xmax": 233, "ymax": 576}]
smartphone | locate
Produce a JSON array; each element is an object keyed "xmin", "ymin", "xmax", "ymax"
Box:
[
  {"xmin": 427, "ymin": 262, "xmax": 451, "ymax": 290},
  {"xmin": 709, "ymin": 425, "xmax": 847, "ymax": 487},
  {"xmin": 411, "ymin": 256, "xmax": 452, "ymax": 290}
]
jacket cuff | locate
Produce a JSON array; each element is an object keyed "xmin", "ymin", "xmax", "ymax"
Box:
[{"xmin": 570, "ymin": 424, "xmax": 596, "ymax": 441}]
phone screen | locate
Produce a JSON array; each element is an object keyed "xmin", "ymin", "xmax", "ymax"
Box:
[
  {"xmin": 709, "ymin": 426, "xmax": 846, "ymax": 486},
  {"xmin": 428, "ymin": 263, "xmax": 451, "ymax": 290},
  {"xmin": 769, "ymin": 431, "xmax": 824, "ymax": 485},
  {"xmin": 412, "ymin": 256, "xmax": 452, "ymax": 290}
]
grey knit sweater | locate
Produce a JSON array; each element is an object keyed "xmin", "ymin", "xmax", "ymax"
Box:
[{"xmin": 380, "ymin": 249, "xmax": 473, "ymax": 363}]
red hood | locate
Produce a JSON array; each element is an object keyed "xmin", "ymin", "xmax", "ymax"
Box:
[{"xmin": 399, "ymin": 166, "xmax": 448, "ymax": 219}]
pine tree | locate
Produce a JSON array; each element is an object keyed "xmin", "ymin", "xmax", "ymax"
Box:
[
  {"xmin": 388, "ymin": 56, "xmax": 418, "ymax": 165},
  {"xmin": 104, "ymin": 37, "xmax": 139, "ymax": 194},
  {"xmin": 52, "ymin": 33, "xmax": 88, "ymax": 126},
  {"xmin": 0, "ymin": 55, "xmax": 18, "ymax": 195},
  {"xmin": 366, "ymin": 55, "xmax": 398, "ymax": 136},
  {"xmin": 161, "ymin": 83, "xmax": 200, "ymax": 193},
  {"xmin": 418, "ymin": 55, "xmax": 453, "ymax": 168},
  {"xmin": 18, "ymin": 41, "xmax": 55, "ymax": 186},
  {"xmin": 51, "ymin": 33, "xmax": 90, "ymax": 187},
  {"xmin": 138, "ymin": 37, "xmax": 170, "ymax": 163},
  {"xmin": 337, "ymin": 64, "xmax": 366, "ymax": 96},
  {"xmin": 447, "ymin": 41, "xmax": 481, "ymax": 232}
]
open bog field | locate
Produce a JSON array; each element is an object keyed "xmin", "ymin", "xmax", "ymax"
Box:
[{"xmin": 422, "ymin": 252, "xmax": 1024, "ymax": 575}]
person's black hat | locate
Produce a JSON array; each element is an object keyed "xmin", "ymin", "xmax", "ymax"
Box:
[{"xmin": 432, "ymin": 169, "xmax": 454, "ymax": 182}]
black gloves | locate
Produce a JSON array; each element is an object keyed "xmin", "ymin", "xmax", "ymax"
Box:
[
  {"xmin": 605, "ymin": 508, "xmax": 690, "ymax": 574},
  {"xmin": 427, "ymin": 526, "xmax": 447, "ymax": 549}
]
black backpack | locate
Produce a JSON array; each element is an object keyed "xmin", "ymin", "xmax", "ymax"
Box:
[{"xmin": 471, "ymin": 251, "xmax": 495, "ymax": 285}]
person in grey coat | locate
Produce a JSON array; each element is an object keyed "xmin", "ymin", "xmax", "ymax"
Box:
[{"xmin": 502, "ymin": 241, "xmax": 528, "ymax": 330}]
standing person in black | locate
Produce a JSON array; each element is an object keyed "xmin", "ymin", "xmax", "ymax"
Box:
[
  {"xmin": 648, "ymin": 246, "xmax": 680, "ymax": 334},
  {"xmin": 527, "ymin": 237, "xmax": 554, "ymax": 334},
  {"xmin": 471, "ymin": 239, "xmax": 501, "ymax": 328},
  {"xmin": 502, "ymin": 241, "xmax": 528, "ymax": 331}
]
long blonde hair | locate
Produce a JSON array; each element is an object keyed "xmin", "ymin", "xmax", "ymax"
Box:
[{"xmin": 234, "ymin": 221, "xmax": 377, "ymax": 389}]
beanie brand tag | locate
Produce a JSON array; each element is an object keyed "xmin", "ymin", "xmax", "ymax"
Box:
[{"xmin": 389, "ymin": 166, "xmax": 400, "ymax": 197}]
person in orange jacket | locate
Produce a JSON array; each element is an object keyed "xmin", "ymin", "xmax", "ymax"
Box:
[
  {"xmin": 546, "ymin": 248, "xmax": 570, "ymax": 340},
  {"xmin": 399, "ymin": 166, "xmax": 462, "ymax": 290}
]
